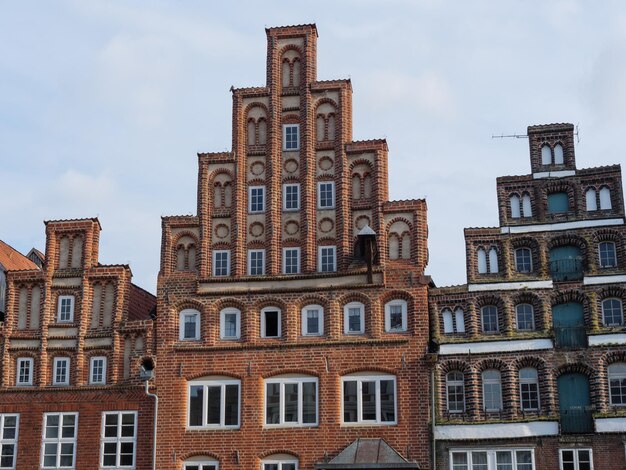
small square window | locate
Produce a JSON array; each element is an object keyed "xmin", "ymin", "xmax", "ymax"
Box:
[
  {"xmin": 318, "ymin": 246, "xmax": 336, "ymax": 273},
  {"xmin": 317, "ymin": 182, "xmax": 335, "ymax": 209},
  {"xmin": 16, "ymin": 357, "xmax": 33, "ymax": 386},
  {"xmin": 249, "ymin": 186, "xmax": 266, "ymax": 213},
  {"xmin": 213, "ymin": 250, "xmax": 230, "ymax": 277},
  {"xmin": 57, "ymin": 295, "xmax": 75, "ymax": 323},
  {"xmin": 283, "ymin": 248, "xmax": 300, "ymax": 274},
  {"xmin": 283, "ymin": 124, "xmax": 300, "ymax": 151},
  {"xmin": 90, "ymin": 356, "xmax": 107, "ymax": 385},
  {"xmin": 248, "ymin": 250, "xmax": 265, "ymax": 276},
  {"xmin": 283, "ymin": 184, "xmax": 300, "ymax": 211},
  {"xmin": 53, "ymin": 357, "xmax": 70, "ymax": 386}
]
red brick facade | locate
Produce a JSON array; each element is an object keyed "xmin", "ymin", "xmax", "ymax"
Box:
[{"xmin": 156, "ymin": 25, "xmax": 430, "ymax": 470}]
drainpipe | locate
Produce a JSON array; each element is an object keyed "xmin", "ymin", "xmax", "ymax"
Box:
[
  {"xmin": 431, "ymin": 367, "xmax": 437, "ymax": 470},
  {"xmin": 140, "ymin": 358, "xmax": 158, "ymax": 470}
]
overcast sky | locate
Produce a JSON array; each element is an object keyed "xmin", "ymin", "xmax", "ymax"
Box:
[{"xmin": 2, "ymin": 0, "xmax": 626, "ymax": 292}]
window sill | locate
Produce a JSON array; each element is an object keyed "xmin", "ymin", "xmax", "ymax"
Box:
[
  {"xmin": 263, "ymin": 423, "xmax": 318, "ymax": 429},
  {"xmin": 341, "ymin": 421, "xmax": 397, "ymax": 427},
  {"xmin": 186, "ymin": 425, "xmax": 240, "ymax": 431}
]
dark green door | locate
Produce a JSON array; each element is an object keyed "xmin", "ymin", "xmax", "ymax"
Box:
[
  {"xmin": 552, "ymin": 302, "xmax": 585, "ymax": 348},
  {"xmin": 558, "ymin": 373, "xmax": 592, "ymax": 433},
  {"xmin": 549, "ymin": 246, "xmax": 583, "ymax": 281}
]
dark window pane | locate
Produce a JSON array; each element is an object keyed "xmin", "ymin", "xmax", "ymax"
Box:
[
  {"xmin": 361, "ymin": 381, "xmax": 377, "ymax": 420},
  {"xmin": 303, "ymin": 382, "xmax": 317, "ymax": 423},
  {"xmin": 284, "ymin": 383, "xmax": 299, "ymax": 422},
  {"xmin": 343, "ymin": 381, "xmax": 357, "ymax": 422},
  {"xmin": 266, "ymin": 383, "xmax": 280, "ymax": 424},
  {"xmin": 207, "ymin": 386, "xmax": 221, "ymax": 425},
  {"xmin": 380, "ymin": 380, "xmax": 395, "ymax": 422},
  {"xmin": 225, "ymin": 384, "xmax": 239, "ymax": 426},
  {"xmin": 189, "ymin": 385, "xmax": 203, "ymax": 426},
  {"xmin": 264, "ymin": 311, "xmax": 279, "ymax": 337}
]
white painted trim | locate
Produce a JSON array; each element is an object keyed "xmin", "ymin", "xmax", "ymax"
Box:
[
  {"xmin": 595, "ymin": 417, "xmax": 626, "ymax": 433},
  {"xmin": 533, "ymin": 170, "xmax": 576, "ymax": 179},
  {"xmin": 468, "ymin": 280, "xmax": 553, "ymax": 292},
  {"xmin": 501, "ymin": 218, "xmax": 624, "ymax": 234},
  {"xmin": 588, "ymin": 333, "xmax": 626, "ymax": 347},
  {"xmin": 584, "ymin": 274, "xmax": 626, "ymax": 285},
  {"xmin": 439, "ymin": 338, "xmax": 553, "ymax": 355},
  {"xmin": 434, "ymin": 420, "xmax": 558, "ymax": 440}
]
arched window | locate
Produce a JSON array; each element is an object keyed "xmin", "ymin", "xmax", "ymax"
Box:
[
  {"xmin": 599, "ymin": 241, "xmax": 617, "ymax": 268},
  {"xmin": 602, "ymin": 298, "xmax": 623, "ymax": 326},
  {"xmin": 446, "ymin": 371, "xmax": 465, "ymax": 413},
  {"xmin": 519, "ymin": 368, "xmax": 540, "ymax": 411},
  {"xmin": 608, "ymin": 363, "xmax": 626, "ymax": 406},
  {"xmin": 541, "ymin": 145, "xmax": 552, "ymax": 165},
  {"xmin": 442, "ymin": 309, "xmax": 454, "ymax": 334},
  {"xmin": 188, "ymin": 376, "xmax": 240, "ymax": 428},
  {"xmin": 522, "ymin": 194, "xmax": 532, "ymax": 217},
  {"xmin": 585, "ymin": 188, "xmax": 597, "ymax": 211},
  {"xmin": 455, "ymin": 308, "xmax": 466, "ymax": 333},
  {"xmin": 384, "ymin": 299, "xmax": 407, "ymax": 332},
  {"xmin": 482, "ymin": 369, "xmax": 502, "ymax": 412},
  {"xmin": 515, "ymin": 248, "xmax": 532, "ymax": 273},
  {"xmin": 262, "ymin": 456, "xmax": 298, "ymax": 470},
  {"xmin": 261, "ymin": 306, "xmax": 281, "ymax": 338},
  {"xmin": 481, "ymin": 305, "xmax": 499, "ymax": 333},
  {"xmin": 179, "ymin": 309, "xmax": 201, "ymax": 341},
  {"xmin": 183, "ymin": 458, "xmax": 219, "ymax": 470},
  {"xmin": 17, "ymin": 287, "xmax": 28, "ymax": 330},
  {"xmin": 302, "ymin": 304, "xmax": 323, "ymax": 336},
  {"xmin": 488, "ymin": 248, "xmax": 499, "ymax": 274},
  {"xmin": 600, "ymin": 187, "xmax": 612, "ymax": 210},
  {"xmin": 59, "ymin": 236, "xmax": 70, "ymax": 268},
  {"xmin": 477, "ymin": 248, "xmax": 487, "ymax": 274},
  {"xmin": 220, "ymin": 308, "xmax": 241, "ymax": 340},
  {"xmin": 342, "ymin": 373, "xmax": 396, "ymax": 424},
  {"xmin": 266, "ymin": 375, "xmax": 318, "ymax": 426},
  {"xmin": 247, "ymin": 120, "xmax": 256, "ymax": 146},
  {"xmin": 510, "ymin": 195, "xmax": 521, "ymax": 219},
  {"xmin": 343, "ymin": 302, "xmax": 365, "ymax": 335},
  {"xmin": 515, "ymin": 304, "xmax": 534, "ymax": 331},
  {"xmin": 554, "ymin": 143, "xmax": 564, "ymax": 164}
]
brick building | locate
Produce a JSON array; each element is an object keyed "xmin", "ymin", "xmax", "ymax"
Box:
[
  {"xmin": 429, "ymin": 123, "xmax": 626, "ymax": 469},
  {"xmin": 0, "ymin": 218, "xmax": 156, "ymax": 469},
  {"xmin": 156, "ymin": 24, "xmax": 431, "ymax": 470}
]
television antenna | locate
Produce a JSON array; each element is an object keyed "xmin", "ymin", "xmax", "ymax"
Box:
[{"xmin": 491, "ymin": 123, "xmax": 581, "ymax": 144}]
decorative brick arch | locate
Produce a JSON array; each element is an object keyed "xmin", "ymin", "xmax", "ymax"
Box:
[
  {"xmin": 295, "ymin": 295, "xmax": 329, "ymax": 312},
  {"xmin": 259, "ymin": 449, "xmax": 300, "ymax": 460},
  {"xmin": 186, "ymin": 371, "xmax": 243, "ymax": 381},
  {"xmin": 340, "ymin": 366, "xmax": 397, "ymax": 376},
  {"xmin": 172, "ymin": 231, "xmax": 199, "ymax": 248},
  {"xmin": 313, "ymin": 97, "xmax": 338, "ymax": 112},
  {"xmin": 475, "ymin": 358, "xmax": 509, "ymax": 373},
  {"xmin": 547, "ymin": 234, "xmax": 587, "ymax": 251},
  {"xmin": 437, "ymin": 359, "xmax": 471, "ymax": 374},
  {"xmin": 179, "ymin": 451, "xmax": 221, "ymax": 462},
  {"xmin": 592, "ymin": 228, "xmax": 621, "ymax": 243},
  {"xmin": 386, "ymin": 216, "xmax": 413, "ymax": 232},
  {"xmin": 212, "ymin": 298, "xmax": 246, "ymax": 313},
  {"xmin": 552, "ymin": 289, "xmax": 589, "ymax": 308},
  {"xmin": 253, "ymin": 297, "xmax": 289, "ymax": 313},
  {"xmin": 279, "ymin": 43, "xmax": 304, "ymax": 57},
  {"xmin": 243, "ymin": 101, "xmax": 269, "ymax": 117},
  {"xmin": 262, "ymin": 368, "xmax": 319, "ymax": 379},
  {"xmin": 283, "ymin": 114, "xmax": 300, "ymax": 124}
]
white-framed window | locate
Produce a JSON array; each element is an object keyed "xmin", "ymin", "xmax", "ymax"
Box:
[
  {"xmin": 343, "ymin": 302, "xmax": 365, "ymax": 334},
  {"xmin": 482, "ymin": 370, "xmax": 502, "ymax": 412},
  {"xmin": 442, "ymin": 308, "xmax": 466, "ymax": 334},
  {"xmin": 53, "ymin": 357, "xmax": 70, "ymax": 386},
  {"xmin": 449, "ymin": 448, "xmax": 535, "ymax": 470},
  {"xmin": 515, "ymin": 304, "xmax": 535, "ymax": 331},
  {"xmin": 41, "ymin": 412, "xmax": 78, "ymax": 469},
  {"xmin": 261, "ymin": 306, "xmax": 281, "ymax": 338},
  {"xmin": 262, "ymin": 457, "xmax": 298, "ymax": 470},
  {"xmin": 541, "ymin": 144, "xmax": 552, "ymax": 165},
  {"xmin": 16, "ymin": 357, "xmax": 33, "ymax": 386},
  {"xmin": 265, "ymin": 376, "xmax": 317, "ymax": 426},
  {"xmin": 283, "ymin": 248, "xmax": 300, "ymax": 274},
  {"xmin": 599, "ymin": 186, "xmax": 612, "ymax": 210},
  {"xmin": 0, "ymin": 414, "xmax": 18, "ymax": 469},
  {"xmin": 183, "ymin": 460, "xmax": 219, "ymax": 470},
  {"xmin": 586, "ymin": 188, "xmax": 598, "ymax": 211},
  {"xmin": 602, "ymin": 298, "xmax": 623, "ymax": 326},
  {"xmin": 220, "ymin": 308, "xmax": 241, "ymax": 340},
  {"xmin": 283, "ymin": 124, "xmax": 300, "ymax": 151},
  {"xmin": 301, "ymin": 305, "xmax": 323, "ymax": 336},
  {"xmin": 598, "ymin": 241, "xmax": 617, "ymax": 268},
  {"xmin": 212, "ymin": 250, "xmax": 230, "ymax": 277},
  {"xmin": 515, "ymin": 248, "xmax": 532, "ymax": 273},
  {"xmin": 443, "ymin": 308, "xmax": 454, "ymax": 333},
  {"xmin": 101, "ymin": 411, "xmax": 137, "ymax": 469},
  {"xmin": 57, "ymin": 295, "xmax": 74, "ymax": 323},
  {"xmin": 446, "ymin": 371, "xmax": 465, "ymax": 413},
  {"xmin": 248, "ymin": 186, "xmax": 266, "ymax": 213},
  {"xmin": 317, "ymin": 181, "xmax": 335, "ymax": 209},
  {"xmin": 481, "ymin": 305, "xmax": 499, "ymax": 333},
  {"xmin": 341, "ymin": 374, "xmax": 396, "ymax": 425},
  {"xmin": 559, "ymin": 449, "xmax": 593, "ymax": 470},
  {"xmin": 188, "ymin": 378, "xmax": 240, "ymax": 428},
  {"xmin": 89, "ymin": 356, "xmax": 107, "ymax": 385},
  {"xmin": 318, "ymin": 246, "xmax": 336, "ymax": 273},
  {"xmin": 477, "ymin": 248, "xmax": 488, "ymax": 274},
  {"xmin": 248, "ymin": 249, "xmax": 266, "ymax": 276},
  {"xmin": 385, "ymin": 299, "xmax": 407, "ymax": 332},
  {"xmin": 283, "ymin": 183, "xmax": 300, "ymax": 211},
  {"xmin": 608, "ymin": 363, "xmax": 626, "ymax": 406},
  {"xmin": 510, "ymin": 195, "xmax": 521, "ymax": 219},
  {"xmin": 522, "ymin": 194, "xmax": 532, "ymax": 217},
  {"xmin": 179, "ymin": 309, "xmax": 201, "ymax": 341},
  {"xmin": 519, "ymin": 368, "xmax": 540, "ymax": 411}
]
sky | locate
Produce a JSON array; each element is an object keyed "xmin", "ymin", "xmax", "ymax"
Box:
[{"xmin": 1, "ymin": 0, "xmax": 626, "ymax": 293}]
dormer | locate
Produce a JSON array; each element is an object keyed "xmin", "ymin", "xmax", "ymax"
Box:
[{"xmin": 528, "ymin": 123, "xmax": 576, "ymax": 177}]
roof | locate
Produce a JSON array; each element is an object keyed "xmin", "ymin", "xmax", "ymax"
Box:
[
  {"xmin": 0, "ymin": 240, "xmax": 39, "ymax": 271},
  {"xmin": 315, "ymin": 439, "xmax": 419, "ymax": 469},
  {"xmin": 128, "ymin": 283, "xmax": 157, "ymax": 321}
]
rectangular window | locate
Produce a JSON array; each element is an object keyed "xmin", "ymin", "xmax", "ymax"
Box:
[
  {"xmin": 283, "ymin": 184, "xmax": 300, "ymax": 211},
  {"xmin": 248, "ymin": 249, "xmax": 265, "ymax": 276},
  {"xmin": 265, "ymin": 377, "xmax": 317, "ymax": 426},
  {"xmin": 90, "ymin": 357, "xmax": 107, "ymax": 385},
  {"xmin": 0, "ymin": 414, "xmax": 19, "ymax": 470},
  {"xmin": 450, "ymin": 449, "xmax": 535, "ymax": 470},
  {"xmin": 16, "ymin": 358, "xmax": 33, "ymax": 386},
  {"xmin": 53, "ymin": 358, "xmax": 70, "ymax": 386},
  {"xmin": 212, "ymin": 250, "xmax": 230, "ymax": 277},
  {"xmin": 283, "ymin": 248, "xmax": 300, "ymax": 274},
  {"xmin": 344, "ymin": 303, "xmax": 364, "ymax": 334},
  {"xmin": 41, "ymin": 413, "xmax": 77, "ymax": 469},
  {"xmin": 101, "ymin": 411, "xmax": 137, "ymax": 469},
  {"xmin": 220, "ymin": 309, "xmax": 241, "ymax": 340},
  {"xmin": 301, "ymin": 306, "xmax": 323, "ymax": 336},
  {"xmin": 559, "ymin": 449, "xmax": 592, "ymax": 470},
  {"xmin": 57, "ymin": 296, "xmax": 74, "ymax": 323},
  {"xmin": 599, "ymin": 242, "xmax": 617, "ymax": 268},
  {"xmin": 283, "ymin": 124, "xmax": 300, "ymax": 151},
  {"xmin": 318, "ymin": 246, "xmax": 336, "ymax": 273},
  {"xmin": 261, "ymin": 309, "xmax": 281, "ymax": 338},
  {"xmin": 342, "ymin": 375, "xmax": 396, "ymax": 425},
  {"xmin": 249, "ymin": 186, "xmax": 266, "ymax": 213},
  {"xmin": 179, "ymin": 311, "xmax": 200, "ymax": 341},
  {"xmin": 317, "ymin": 182, "xmax": 335, "ymax": 209},
  {"xmin": 385, "ymin": 300, "xmax": 408, "ymax": 332},
  {"xmin": 184, "ymin": 463, "xmax": 218, "ymax": 470},
  {"xmin": 188, "ymin": 380, "xmax": 240, "ymax": 428}
]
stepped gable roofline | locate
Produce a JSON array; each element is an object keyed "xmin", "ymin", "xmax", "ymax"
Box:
[
  {"xmin": 128, "ymin": 282, "xmax": 157, "ymax": 321},
  {"xmin": 464, "ymin": 226, "xmax": 500, "ymax": 235},
  {"xmin": 496, "ymin": 174, "xmax": 532, "ymax": 183},
  {"xmin": 346, "ymin": 139, "xmax": 388, "ymax": 153},
  {"xmin": 230, "ymin": 86, "xmax": 268, "ymax": 97},
  {"xmin": 311, "ymin": 79, "xmax": 352, "ymax": 91},
  {"xmin": 44, "ymin": 217, "xmax": 102, "ymax": 231},
  {"xmin": 576, "ymin": 164, "xmax": 621, "ymax": 175},
  {"xmin": 198, "ymin": 151, "xmax": 232, "ymax": 159},
  {"xmin": 0, "ymin": 240, "xmax": 39, "ymax": 271},
  {"xmin": 527, "ymin": 122, "xmax": 574, "ymax": 133},
  {"xmin": 266, "ymin": 23, "xmax": 318, "ymax": 37},
  {"xmin": 161, "ymin": 215, "xmax": 198, "ymax": 223},
  {"xmin": 429, "ymin": 283, "xmax": 469, "ymax": 294},
  {"xmin": 384, "ymin": 199, "xmax": 426, "ymax": 211}
]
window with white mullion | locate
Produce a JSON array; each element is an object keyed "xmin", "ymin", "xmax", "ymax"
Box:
[
  {"xmin": 343, "ymin": 302, "xmax": 365, "ymax": 334},
  {"xmin": 89, "ymin": 356, "xmax": 107, "ymax": 385},
  {"xmin": 283, "ymin": 248, "xmax": 300, "ymax": 274},
  {"xmin": 212, "ymin": 250, "xmax": 230, "ymax": 277},
  {"xmin": 248, "ymin": 186, "xmax": 266, "ymax": 213},
  {"xmin": 57, "ymin": 296, "xmax": 75, "ymax": 323},
  {"xmin": 188, "ymin": 380, "xmax": 240, "ymax": 428},
  {"xmin": 265, "ymin": 377, "xmax": 317, "ymax": 427},
  {"xmin": 53, "ymin": 357, "xmax": 70, "ymax": 386},
  {"xmin": 0, "ymin": 414, "xmax": 19, "ymax": 470},
  {"xmin": 559, "ymin": 448, "xmax": 593, "ymax": 470},
  {"xmin": 16, "ymin": 357, "xmax": 33, "ymax": 386},
  {"xmin": 342, "ymin": 375, "xmax": 396, "ymax": 425},
  {"xmin": 301, "ymin": 305, "xmax": 323, "ymax": 336},
  {"xmin": 101, "ymin": 411, "xmax": 137, "ymax": 469},
  {"xmin": 450, "ymin": 449, "xmax": 535, "ymax": 470},
  {"xmin": 282, "ymin": 184, "xmax": 300, "ymax": 211},
  {"xmin": 41, "ymin": 413, "xmax": 78, "ymax": 469}
]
